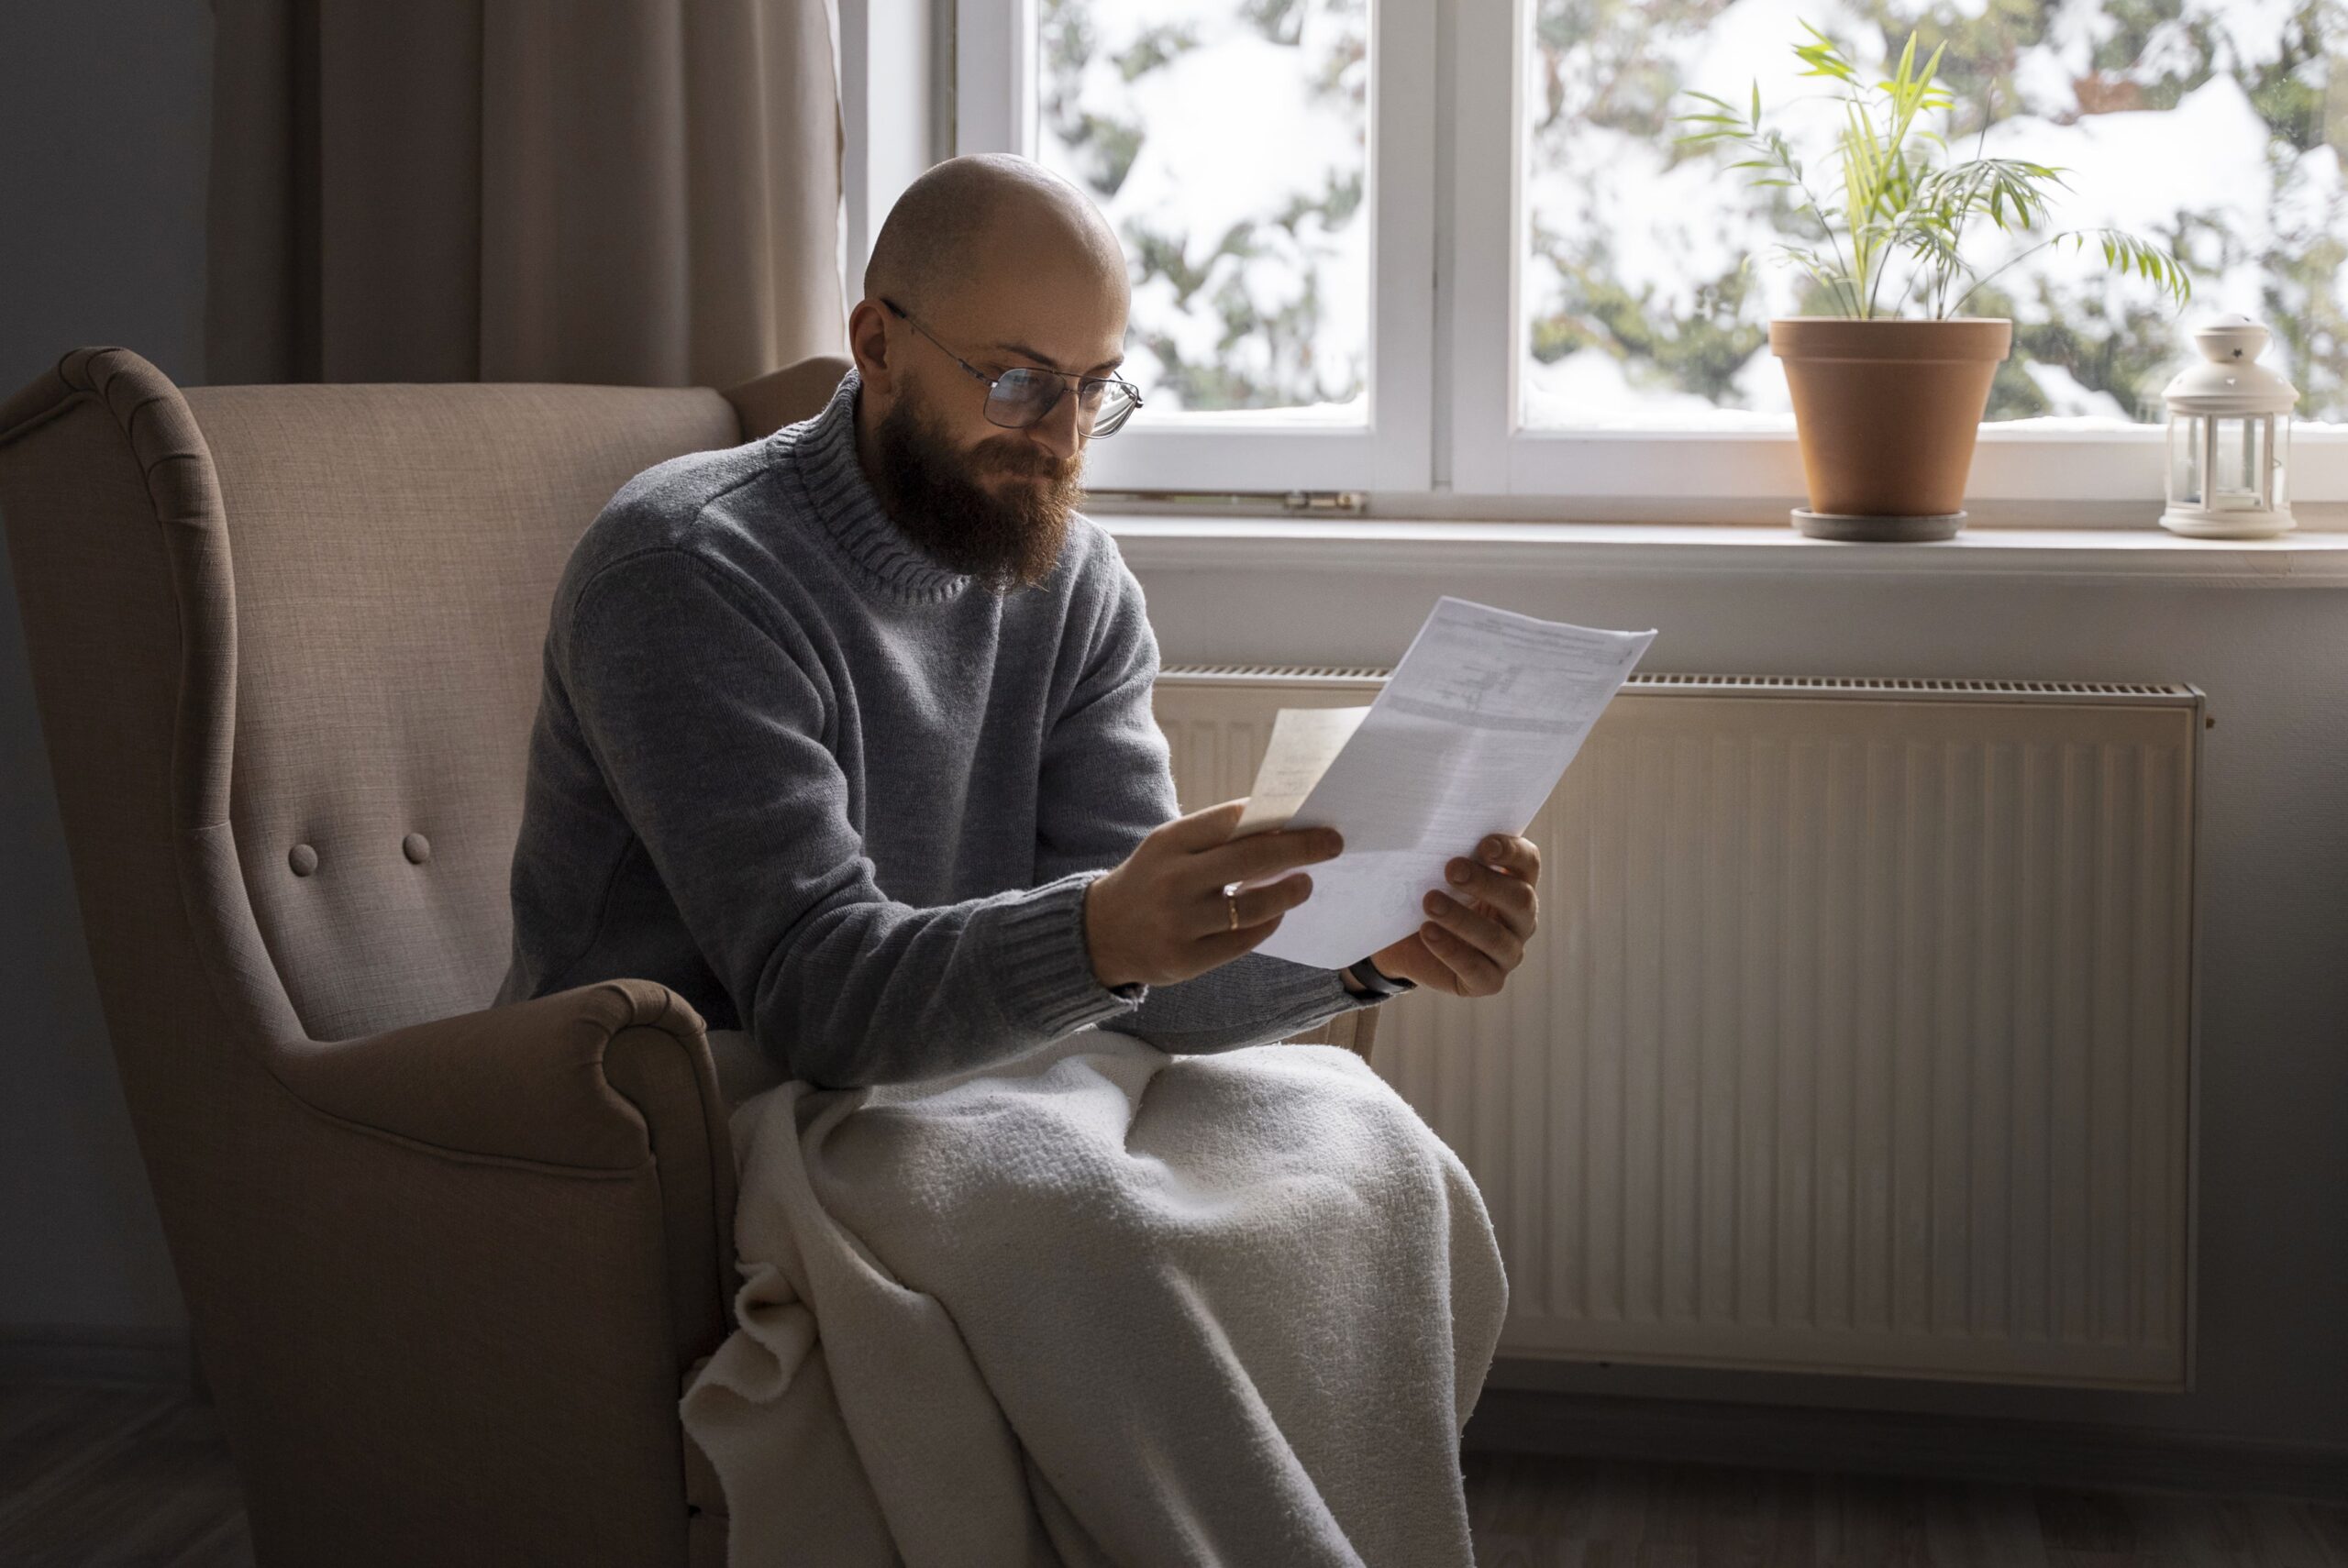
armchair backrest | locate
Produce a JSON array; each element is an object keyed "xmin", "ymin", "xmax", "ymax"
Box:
[
  {"xmin": 184, "ymin": 379, "xmax": 744, "ymax": 1041},
  {"xmin": 0, "ymin": 348, "xmax": 848, "ymax": 1050}
]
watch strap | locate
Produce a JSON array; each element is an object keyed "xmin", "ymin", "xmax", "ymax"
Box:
[{"xmin": 1345, "ymin": 955, "xmax": 1416, "ymax": 997}]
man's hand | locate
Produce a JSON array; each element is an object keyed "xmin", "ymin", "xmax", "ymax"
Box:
[
  {"xmin": 1365, "ymin": 834, "xmax": 1541, "ymax": 999},
  {"xmin": 1083, "ymin": 800, "xmax": 1345, "ymax": 990}
]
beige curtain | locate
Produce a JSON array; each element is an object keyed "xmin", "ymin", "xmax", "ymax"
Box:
[{"xmin": 205, "ymin": 0, "xmax": 846, "ymax": 388}]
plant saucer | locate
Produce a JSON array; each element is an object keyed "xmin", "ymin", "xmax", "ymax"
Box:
[{"xmin": 1791, "ymin": 508, "xmax": 1966, "ymax": 542}]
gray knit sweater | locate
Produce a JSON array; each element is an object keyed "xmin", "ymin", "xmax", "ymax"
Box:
[{"xmin": 494, "ymin": 365, "xmax": 1378, "ymax": 1088}]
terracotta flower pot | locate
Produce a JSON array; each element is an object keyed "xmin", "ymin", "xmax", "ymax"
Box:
[{"xmin": 1768, "ymin": 317, "xmax": 2012, "ymax": 539}]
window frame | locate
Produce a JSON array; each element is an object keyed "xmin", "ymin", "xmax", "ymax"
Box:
[
  {"xmin": 951, "ymin": 0, "xmax": 1439, "ymax": 494},
  {"xmin": 839, "ymin": 0, "xmax": 948, "ymax": 308}
]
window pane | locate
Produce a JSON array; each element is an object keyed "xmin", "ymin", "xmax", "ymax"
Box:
[
  {"xmin": 1521, "ymin": 0, "xmax": 2348, "ymax": 429},
  {"xmin": 1034, "ymin": 0, "xmax": 1371, "ymax": 421}
]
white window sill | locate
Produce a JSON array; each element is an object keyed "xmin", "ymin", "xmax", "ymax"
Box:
[{"xmin": 1098, "ymin": 515, "xmax": 2348, "ymax": 589}]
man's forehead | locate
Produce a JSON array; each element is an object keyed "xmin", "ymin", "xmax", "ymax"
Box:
[
  {"xmin": 926, "ymin": 284, "xmax": 1126, "ymax": 376},
  {"xmin": 983, "ymin": 332, "xmax": 1126, "ymax": 377}
]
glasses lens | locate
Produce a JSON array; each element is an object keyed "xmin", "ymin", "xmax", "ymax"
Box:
[
  {"xmin": 1087, "ymin": 383, "xmax": 1138, "ymax": 438},
  {"xmin": 985, "ymin": 369, "xmax": 1059, "ymax": 428}
]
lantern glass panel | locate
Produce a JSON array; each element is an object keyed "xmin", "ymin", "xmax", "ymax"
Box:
[
  {"xmin": 2210, "ymin": 415, "xmax": 2269, "ymax": 510},
  {"xmin": 2169, "ymin": 415, "xmax": 2203, "ymax": 506},
  {"xmin": 2275, "ymin": 416, "xmax": 2291, "ymax": 511}
]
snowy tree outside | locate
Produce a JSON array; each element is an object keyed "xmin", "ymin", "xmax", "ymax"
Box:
[
  {"xmin": 1032, "ymin": 0, "xmax": 1370, "ymax": 420},
  {"xmin": 1030, "ymin": 0, "xmax": 2345, "ymax": 434},
  {"xmin": 1527, "ymin": 0, "xmax": 2348, "ymax": 427}
]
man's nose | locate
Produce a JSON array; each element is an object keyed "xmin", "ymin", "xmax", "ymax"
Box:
[{"xmin": 1025, "ymin": 382, "xmax": 1084, "ymax": 462}]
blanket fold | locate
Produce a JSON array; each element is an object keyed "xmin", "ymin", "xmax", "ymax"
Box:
[{"xmin": 681, "ymin": 1028, "xmax": 1507, "ymax": 1567}]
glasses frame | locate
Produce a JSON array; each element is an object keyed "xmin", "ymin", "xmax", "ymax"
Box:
[{"xmin": 880, "ymin": 296, "xmax": 1144, "ymax": 438}]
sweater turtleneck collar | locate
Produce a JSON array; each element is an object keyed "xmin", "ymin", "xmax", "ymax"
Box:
[{"xmin": 780, "ymin": 364, "xmax": 974, "ymax": 604}]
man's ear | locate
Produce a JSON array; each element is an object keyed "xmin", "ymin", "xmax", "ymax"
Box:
[{"xmin": 847, "ymin": 299, "xmax": 897, "ymax": 395}]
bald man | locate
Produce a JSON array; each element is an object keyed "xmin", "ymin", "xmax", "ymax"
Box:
[
  {"xmin": 496, "ymin": 150, "xmax": 1539, "ymax": 1089},
  {"xmin": 502, "ymin": 154, "xmax": 1518, "ymax": 1562}
]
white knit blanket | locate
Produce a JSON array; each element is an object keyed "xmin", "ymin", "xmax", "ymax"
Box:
[{"xmin": 680, "ymin": 1027, "xmax": 1507, "ymax": 1567}]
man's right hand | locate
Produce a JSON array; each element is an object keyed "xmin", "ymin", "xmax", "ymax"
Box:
[{"xmin": 1081, "ymin": 799, "xmax": 1344, "ymax": 991}]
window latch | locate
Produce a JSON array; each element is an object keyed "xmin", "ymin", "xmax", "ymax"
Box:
[
  {"xmin": 1280, "ymin": 491, "xmax": 1367, "ymax": 514},
  {"xmin": 1085, "ymin": 490, "xmax": 1369, "ymax": 515}
]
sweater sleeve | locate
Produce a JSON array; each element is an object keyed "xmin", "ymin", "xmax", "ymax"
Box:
[
  {"xmin": 1034, "ymin": 543, "xmax": 1383, "ymax": 1054},
  {"xmin": 561, "ymin": 547, "xmax": 1144, "ymax": 1088}
]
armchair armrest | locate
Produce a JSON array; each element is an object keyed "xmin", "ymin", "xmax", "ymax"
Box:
[
  {"xmin": 191, "ymin": 979, "xmax": 743, "ymax": 1564},
  {"xmin": 263, "ymin": 977, "xmax": 739, "ymax": 1370},
  {"xmin": 268, "ymin": 977, "xmax": 721, "ymax": 1172},
  {"xmin": 1287, "ymin": 1003, "xmax": 1379, "ymax": 1062}
]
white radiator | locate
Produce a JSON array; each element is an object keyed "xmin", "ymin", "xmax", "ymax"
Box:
[{"xmin": 1153, "ymin": 668, "xmax": 2200, "ymax": 1390}]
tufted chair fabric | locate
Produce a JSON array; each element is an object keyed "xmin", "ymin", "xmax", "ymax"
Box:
[
  {"xmin": 200, "ymin": 381, "xmax": 742, "ymax": 1040},
  {"xmin": 0, "ymin": 345, "xmax": 1377, "ymax": 1567}
]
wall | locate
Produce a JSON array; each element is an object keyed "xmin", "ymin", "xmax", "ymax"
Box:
[
  {"xmin": 0, "ymin": 0, "xmax": 215, "ymax": 1347},
  {"xmin": 1123, "ymin": 547, "xmax": 2348, "ymax": 1452}
]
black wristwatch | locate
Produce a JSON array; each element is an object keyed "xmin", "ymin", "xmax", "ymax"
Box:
[{"xmin": 1343, "ymin": 954, "xmax": 1416, "ymax": 998}]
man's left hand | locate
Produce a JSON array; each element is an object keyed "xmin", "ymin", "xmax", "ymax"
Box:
[{"xmin": 1366, "ymin": 834, "xmax": 1541, "ymax": 999}]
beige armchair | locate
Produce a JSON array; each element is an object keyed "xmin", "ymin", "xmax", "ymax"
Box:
[{"xmin": 0, "ymin": 347, "xmax": 1375, "ymax": 1565}]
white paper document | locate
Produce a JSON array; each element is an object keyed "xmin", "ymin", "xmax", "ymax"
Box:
[
  {"xmin": 1232, "ymin": 705, "xmax": 1373, "ymax": 836},
  {"xmin": 1230, "ymin": 596, "xmax": 1657, "ymax": 969}
]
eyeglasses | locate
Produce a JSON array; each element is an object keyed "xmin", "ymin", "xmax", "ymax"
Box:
[{"xmin": 880, "ymin": 297, "xmax": 1143, "ymax": 439}]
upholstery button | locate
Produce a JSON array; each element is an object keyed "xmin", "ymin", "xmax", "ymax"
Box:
[
  {"xmin": 403, "ymin": 833, "xmax": 431, "ymax": 865},
  {"xmin": 288, "ymin": 844, "xmax": 317, "ymax": 877}
]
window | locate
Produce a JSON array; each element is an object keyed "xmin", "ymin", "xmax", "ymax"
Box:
[
  {"xmin": 1036, "ymin": 0, "xmax": 1372, "ymax": 422},
  {"xmin": 1520, "ymin": 0, "xmax": 2347, "ymax": 431},
  {"xmin": 953, "ymin": 0, "xmax": 2347, "ymax": 509},
  {"xmin": 957, "ymin": 0, "xmax": 1434, "ymax": 492}
]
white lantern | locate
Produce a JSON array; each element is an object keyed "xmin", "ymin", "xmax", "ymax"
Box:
[{"xmin": 2160, "ymin": 315, "xmax": 2298, "ymax": 538}]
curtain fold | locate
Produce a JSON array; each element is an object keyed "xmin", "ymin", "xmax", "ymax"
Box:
[{"xmin": 205, "ymin": 0, "xmax": 846, "ymax": 388}]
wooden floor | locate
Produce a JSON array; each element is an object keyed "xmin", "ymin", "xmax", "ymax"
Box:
[
  {"xmin": 5, "ymin": 1380, "xmax": 2344, "ymax": 1567},
  {"xmin": 1463, "ymin": 1451, "xmax": 2348, "ymax": 1567},
  {"xmin": 1, "ymin": 1383, "xmax": 251, "ymax": 1567}
]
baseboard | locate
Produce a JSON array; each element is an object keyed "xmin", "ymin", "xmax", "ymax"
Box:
[
  {"xmin": 1463, "ymin": 1386, "xmax": 2348, "ymax": 1503},
  {"xmin": 0, "ymin": 1326, "xmax": 191, "ymax": 1387}
]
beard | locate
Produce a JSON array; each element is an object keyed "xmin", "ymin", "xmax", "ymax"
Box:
[{"xmin": 867, "ymin": 387, "xmax": 1085, "ymax": 595}]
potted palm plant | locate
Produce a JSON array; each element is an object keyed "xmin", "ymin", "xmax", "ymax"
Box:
[{"xmin": 1677, "ymin": 26, "xmax": 2193, "ymax": 539}]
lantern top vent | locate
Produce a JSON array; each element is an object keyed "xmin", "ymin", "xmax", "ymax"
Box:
[{"xmin": 2163, "ymin": 315, "xmax": 2299, "ymax": 414}]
